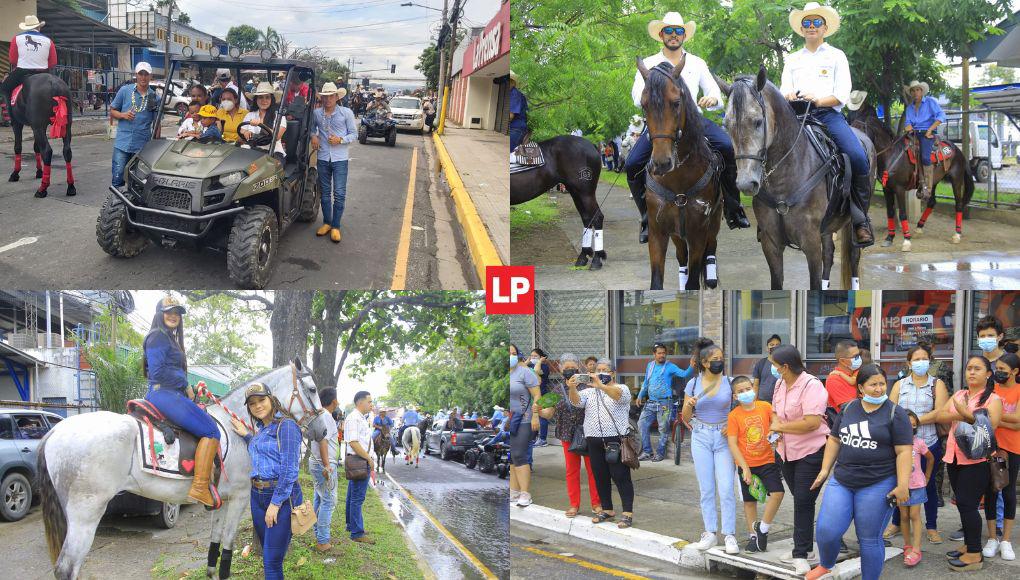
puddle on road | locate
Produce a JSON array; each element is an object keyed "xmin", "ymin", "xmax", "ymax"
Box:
[{"xmin": 878, "ymin": 259, "xmax": 1020, "ymax": 274}]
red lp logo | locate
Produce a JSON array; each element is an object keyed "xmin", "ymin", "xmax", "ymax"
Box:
[{"xmin": 485, "ymin": 266, "xmax": 535, "ymax": 315}]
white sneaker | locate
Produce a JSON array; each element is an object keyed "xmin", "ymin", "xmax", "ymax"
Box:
[
  {"xmin": 792, "ymin": 559, "xmax": 812, "ymax": 575},
  {"xmin": 983, "ymin": 538, "xmax": 1000, "ymax": 558},
  {"xmin": 724, "ymin": 534, "xmax": 740, "ymax": 554},
  {"xmin": 779, "ymin": 550, "xmax": 816, "ymax": 563},
  {"xmin": 694, "ymin": 531, "xmax": 718, "ymax": 550},
  {"xmin": 510, "ymin": 489, "xmax": 521, "ymax": 503},
  {"xmin": 1000, "ymin": 540, "xmax": 1016, "ymax": 561},
  {"xmin": 516, "ymin": 492, "xmax": 532, "ymax": 507}
]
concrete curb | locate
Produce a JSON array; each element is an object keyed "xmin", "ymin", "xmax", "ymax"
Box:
[
  {"xmin": 431, "ymin": 131, "xmax": 503, "ymax": 286},
  {"xmin": 510, "ymin": 503, "xmax": 686, "ymax": 565}
]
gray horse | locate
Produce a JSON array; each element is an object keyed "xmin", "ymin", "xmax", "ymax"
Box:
[
  {"xmin": 37, "ymin": 359, "xmax": 330, "ymax": 580},
  {"xmin": 718, "ymin": 66, "xmax": 873, "ymax": 290}
]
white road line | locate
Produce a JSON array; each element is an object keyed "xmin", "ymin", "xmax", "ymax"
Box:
[{"xmin": 0, "ymin": 237, "xmax": 38, "ymax": 254}]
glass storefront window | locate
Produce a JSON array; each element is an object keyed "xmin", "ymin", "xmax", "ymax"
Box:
[
  {"xmin": 617, "ymin": 291, "xmax": 701, "ymax": 357},
  {"xmin": 806, "ymin": 291, "xmax": 873, "ymax": 357},
  {"xmin": 970, "ymin": 291, "xmax": 1020, "ymax": 351},
  {"xmin": 879, "ymin": 291, "xmax": 956, "ymax": 358},
  {"xmin": 733, "ymin": 291, "xmax": 792, "ymax": 356}
]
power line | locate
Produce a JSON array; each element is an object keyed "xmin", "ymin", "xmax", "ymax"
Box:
[{"xmin": 275, "ymin": 16, "xmax": 427, "ymax": 34}]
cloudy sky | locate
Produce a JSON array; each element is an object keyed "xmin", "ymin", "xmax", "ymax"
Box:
[{"xmin": 168, "ymin": 0, "xmax": 502, "ymax": 86}]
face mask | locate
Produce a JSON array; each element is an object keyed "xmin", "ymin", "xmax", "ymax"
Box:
[
  {"xmin": 736, "ymin": 391, "xmax": 756, "ymax": 405},
  {"xmin": 771, "ymin": 365, "xmax": 781, "ymax": 379},
  {"xmin": 994, "ymin": 370, "xmax": 1012, "ymax": 384},
  {"xmin": 221, "ymin": 100, "xmax": 235, "ymax": 111},
  {"xmin": 768, "ymin": 346, "xmax": 777, "ymax": 354},
  {"xmin": 562, "ymin": 368, "xmax": 578, "ymax": 380},
  {"xmin": 530, "ymin": 357, "xmax": 540, "ymax": 366},
  {"xmin": 850, "ymin": 355, "xmax": 863, "ymax": 371},
  {"xmin": 597, "ymin": 373, "xmax": 613, "ymax": 385},
  {"xmin": 509, "ymin": 355, "xmax": 518, "ymax": 368},
  {"xmin": 862, "ymin": 394, "xmax": 888, "ymax": 405},
  {"xmin": 910, "ymin": 360, "xmax": 930, "ymax": 376},
  {"xmin": 709, "ymin": 361, "xmax": 725, "ymax": 375},
  {"xmin": 978, "ymin": 337, "xmax": 999, "ymax": 353}
]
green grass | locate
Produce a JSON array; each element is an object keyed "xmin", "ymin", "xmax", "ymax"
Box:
[
  {"xmin": 510, "ymin": 195, "xmax": 561, "ymax": 233},
  {"xmin": 599, "ymin": 171, "xmax": 627, "ymax": 187},
  {"xmin": 163, "ymin": 473, "xmax": 423, "ymax": 580}
]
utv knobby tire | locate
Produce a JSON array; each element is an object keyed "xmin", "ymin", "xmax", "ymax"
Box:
[
  {"xmin": 478, "ymin": 452, "xmax": 496, "ymax": 474},
  {"xmin": 385, "ymin": 128, "xmax": 396, "ymax": 147},
  {"xmin": 298, "ymin": 167, "xmax": 320, "ymax": 222},
  {"xmin": 97, "ymin": 192, "xmax": 151, "ymax": 258},
  {"xmin": 227, "ymin": 205, "xmax": 279, "ymax": 289},
  {"xmin": 358, "ymin": 125, "xmax": 368, "ymax": 145}
]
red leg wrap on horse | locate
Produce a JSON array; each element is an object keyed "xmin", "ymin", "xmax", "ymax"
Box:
[
  {"xmin": 13, "ymin": 154, "xmax": 21, "ymax": 173},
  {"xmin": 919, "ymin": 207, "xmax": 933, "ymax": 226},
  {"xmin": 887, "ymin": 218, "xmax": 896, "ymax": 235},
  {"xmin": 901, "ymin": 220, "xmax": 911, "ymax": 238},
  {"xmin": 881, "ymin": 171, "xmax": 888, "ymax": 187},
  {"xmin": 955, "ymin": 211, "xmax": 963, "ymax": 233},
  {"xmin": 41, "ymin": 165, "xmax": 51, "ymax": 189},
  {"xmin": 35, "ymin": 153, "xmax": 41, "ymax": 170},
  {"xmin": 66, "ymin": 163, "xmax": 74, "ymax": 184}
]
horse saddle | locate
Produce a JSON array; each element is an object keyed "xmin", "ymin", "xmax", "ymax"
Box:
[
  {"xmin": 127, "ymin": 399, "xmax": 226, "ymax": 481},
  {"xmin": 906, "ymin": 136, "xmax": 954, "ymax": 168},
  {"xmin": 510, "ymin": 130, "xmax": 545, "ymax": 174}
]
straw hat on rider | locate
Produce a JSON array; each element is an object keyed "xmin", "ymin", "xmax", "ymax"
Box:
[
  {"xmin": 19, "ymin": 15, "xmax": 44, "ymax": 31},
  {"xmin": 846, "ymin": 90, "xmax": 868, "ymax": 111},
  {"xmin": 905, "ymin": 80, "xmax": 930, "ymax": 97},
  {"xmin": 509, "ymin": 70, "xmax": 518, "ymax": 84},
  {"xmin": 318, "ymin": 81, "xmax": 348, "ymax": 98},
  {"xmin": 648, "ymin": 12, "xmax": 695, "ymax": 42},
  {"xmin": 789, "ymin": 2, "xmax": 841, "ymax": 38}
]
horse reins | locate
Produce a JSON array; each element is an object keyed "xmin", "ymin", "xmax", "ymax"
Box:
[
  {"xmin": 196, "ymin": 381, "xmax": 252, "ymax": 431},
  {"xmin": 732, "ymin": 79, "xmax": 813, "ymax": 185},
  {"xmin": 286, "ymin": 362, "xmax": 324, "ymax": 434}
]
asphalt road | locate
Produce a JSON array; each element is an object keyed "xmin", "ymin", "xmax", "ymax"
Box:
[{"xmin": 0, "ymin": 127, "xmax": 472, "ymax": 289}]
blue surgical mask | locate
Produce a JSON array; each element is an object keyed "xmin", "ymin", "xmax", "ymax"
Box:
[
  {"xmin": 850, "ymin": 355, "xmax": 863, "ymax": 371},
  {"xmin": 862, "ymin": 394, "xmax": 888, "ymax": 405},
  {"xmin": 736, "ymin": 391, "xmax": 756, "ymax": 405},
  {"xmin": 771, "ymin": 365, "xmax": 781, "ymax": 379},
  {"xmin": 911, "ymin": 360, "xmax": 930, "ymax": 376},
  {"xmin": 510, "ymin": 355, "xmax": 519, "ymax": 368},
  {"xmin": 978, "ymin": 337, "xmax": 999, "ymax": 353}
]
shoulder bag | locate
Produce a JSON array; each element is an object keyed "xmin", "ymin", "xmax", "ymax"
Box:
[
  {"xmin": 558, "ymin": 382, "xmax": 588, "ymax": 455},
  {"xmin": 344, "ymin": 419, "xmax": 371, "ymax": 481},
  {"xmin": 991, "ymin": 455, "xmax": 1009, "ymax": 492},
  {"xmin": 597, "ymin": 388, "xmax": 640, "ymax": 470}
]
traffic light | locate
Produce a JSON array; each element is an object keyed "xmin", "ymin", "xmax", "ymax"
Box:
[
  {"xmin": 390, "ymin": 64, "xmax": 396, "ymax": 74},
  {"xmin": 362, "ymin": 78, "xmax": 370, "ymax": 88}
]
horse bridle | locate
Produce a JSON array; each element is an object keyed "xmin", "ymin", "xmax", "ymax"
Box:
[
  {"xmin": 645, "ymin": 68, "xmax": 691, "ymax": 170},
  {"xmin": 286, "ymin": 362, "xmax": 323, "ymax": 433},
  {"xmin": 732, "ymin": 79, "xmax": 812, "ymax": 195}
]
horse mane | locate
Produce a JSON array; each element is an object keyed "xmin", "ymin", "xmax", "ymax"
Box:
[
  {"xmin": 730, "ymin": 74, "xmax": 801, "ymax": 137},
  {"xmin": 646, "ymin": 65, "xmax": 710, "ymax": 159}
]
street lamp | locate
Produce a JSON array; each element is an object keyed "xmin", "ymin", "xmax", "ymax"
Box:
[{"xmin": 400, "ymin": 2, "xmax": 443, "ymax": 12}]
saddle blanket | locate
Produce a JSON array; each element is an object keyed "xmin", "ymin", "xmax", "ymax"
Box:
[
  {"xmin": 134, "ymin": 415, "xmax": 230, "ymax": 479},
  {"xmin": 510, "ymin": 141, "xmax": 545, "ymax": 173},
  {"xmin": 907, "ymin": 139, "xmax": 954, "ymax": 165}
]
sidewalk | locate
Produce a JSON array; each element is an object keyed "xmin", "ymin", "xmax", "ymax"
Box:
[
  {"xmin": 514, "ymin": 435, "xmax": 1020, "ymax": 579},
  {"xmin": 435, "ymin": 126, "xmax": 509, "ymax": 266}
]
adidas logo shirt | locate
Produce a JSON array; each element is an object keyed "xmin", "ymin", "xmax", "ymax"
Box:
[{"xmin": 830, "ymin": 399, "xmax": 913, "ymax": 490}]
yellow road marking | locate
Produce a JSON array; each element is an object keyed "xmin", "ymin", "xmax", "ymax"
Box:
[
  {"xmin": 515, "ymin": 544, "xmax": 652, "ymax": 580},
  {"xmin": 384, "ymin": 472, "xmax": 497, "ymax": 579},
  {"xmin": 391, "ymin": 146, "xmax": 419, "ymax": 290}
]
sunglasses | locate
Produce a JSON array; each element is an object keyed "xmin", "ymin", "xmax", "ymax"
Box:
[
  {"xmin": 802, "ymin": 18, "xmax": 825, "ymax": 29},
  {"xmin": 662, "ymin": 26, "xmax": 686, "ymax": 37}
]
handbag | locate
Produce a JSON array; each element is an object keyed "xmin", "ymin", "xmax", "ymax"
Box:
[
  {"xmin": 345, "ymin": 453, "xmax": 370, "ymax": 481},
  {"xmin": 290, "ymin": 499, "xmax": 317, "ymax": 535},
  {"xmin": 596, "ymin": 389, "xmax": 639, "ymax": 470},
  {"xmin": 568, "ymin": 424, "xmax": 588, "ymax": 455},
  {"xmin": 991, "ymin": 455, "xmax": 1009, "ymax": 492}
]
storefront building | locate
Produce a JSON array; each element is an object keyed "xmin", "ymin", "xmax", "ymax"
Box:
[{"xmin": 447, "ymin": 0, "xmax": 509, "ymax": 132}]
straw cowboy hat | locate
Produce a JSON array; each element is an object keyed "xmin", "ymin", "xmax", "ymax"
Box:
[
  {"xmin": 789, "ymin": 2, "xmax": 841, "ymax": 38},
  {"xmin": 251, "ymin": 81, "xmax": 276, "ymax": 96},
  {"xmin": 318, "ymin": 82, "xmax": 348, "ymax": 98},
  {"xmin": 905, "ymin": 80, "xmax": 930, "ymax": 96},
  {"xmin": 647, "ymin": 12, "xmax": 696, "ymax": 42},
  {"xmin": 19, "ymin": 15, "xmax": 44, "ymax": 31},
  {"xmin": 846, "ymin": 90, "xmax": 868, "ymax": 111},
  {"xmin": 509, "ymin": 70, "xmax": 518, "ymax": 83}
]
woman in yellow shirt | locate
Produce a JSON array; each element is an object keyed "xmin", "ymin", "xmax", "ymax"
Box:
[{"xmin": 216, "ymin": 87, "xmax": 248, "ymax": 142}]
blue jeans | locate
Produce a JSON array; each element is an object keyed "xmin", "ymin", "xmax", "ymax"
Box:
[
  {"xmin": 917, "ymin": 133, "xmax": 935, "ymax": 166},
  {"xmin": 892, "ymin": 439, "xmax": 941, "ymax": 529},
  {"xmin": 345, "ymin": 476, "xmax": 369, "ymax": 539},
  {"xmin": 111, "ymin": 147, "xmax": 134, "ymax": 188},
  {"xmin": 625, "ymin": 117, "xmax": 735, "ymax": 174},
  {"xmin": 813, "ymin": 107, "xmax": 870, "ymax": 177},
  {"xmin": 690, "ymin": 424, "xmax": 737, "ymax": 535},
  {"xmin": 250, "ymin": 486, "xmax": 293, "ymax": 580},
  {"xmin": 317, "ymin": 159, "xmax": 349, "ymax": 228},
  {"xmin": 309, "ymin": 457, "xmax": 338, "ymax": 545},
  {"xmin": 144, "ymin": 389, "xmax": 220, "ymax": 439},
  {"xmin": 817, "ymin": 475, "xmax": 896, "ymax": 580},
  {"xmin": 510, "ymin": 127, "xmax": 526, "ymax": 152},
  {"xmin": 638, "ymin": 400, "xmax": 672, "ymax": 456}
]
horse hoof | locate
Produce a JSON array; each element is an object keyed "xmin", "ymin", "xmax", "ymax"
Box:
[
  {"xmin": 35, "ymin": 170, "xmax": 43, "ymax": 179},
  {"xmin": 574, "ymin": 254, "xmax": 590, "ymax": 267},
  {"xmin": 952, "ymin": 233, "xmax": 961, "ymax": 244},
  {"xmin": 8, "ymin": 172, "xmax": 19, "ymax": 182},
  {"xmin": 589, "ymin": 257, "xmax": 603, "ymax": 271},
  {"xmin": 902, "ymin": 240, "xmax": 912, "ymax": 252},
  {"xmin": 881, "ymin": 237, "xmax": 893, "ymax": 248},
  {"xmin": 914, "ymin": 227, "xmax": 924, "ymax": 237},
  {"xmin": 66, "ymin": 184, "xmax": 77, "ymax": 197},
  {"xmin": 706, "ymin": 278, "xmax": 718, "ymax": 289},
  {"xmin": 34, "ymin": 189, "xmax": 47, "ymax": 198}
]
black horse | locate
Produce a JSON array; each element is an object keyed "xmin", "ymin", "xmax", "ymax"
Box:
[
  {"xmin": 7, "ymin": 73, "xmax": 75, "ymax": 198},
  {"xmin": 510, "ymin": 135, "xmax": 606, "ymax": 269}
]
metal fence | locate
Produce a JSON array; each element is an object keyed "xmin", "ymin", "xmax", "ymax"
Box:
[
  {"xmin": 931, "ymin": 108, "xmax": 1020, "ymax": 210},
  {"xmin": 51, "ymin": 65, "xmax": 137, "ymax": 118},
  {"xmin": 533, "ymin": 292, "xmax": 607, "ymax": 359}
]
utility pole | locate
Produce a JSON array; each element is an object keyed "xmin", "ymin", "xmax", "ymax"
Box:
[
  {"xmin": 163, "ymin": 0, "xmax": 176, "ymax": 82},
  {"xmin": 437, "ymin": 0, "xmax": 461, "ymax": 134},
  {"xmin": 437, "ymin": 0, "xmax": 449, "ymax": 98}
]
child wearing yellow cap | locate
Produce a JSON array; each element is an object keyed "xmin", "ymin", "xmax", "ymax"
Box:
[{"xmin": 197, "ymin": 104, "xmax": 223, "ymax": 141}]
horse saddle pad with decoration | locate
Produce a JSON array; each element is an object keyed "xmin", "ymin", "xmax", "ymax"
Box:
[
  {"xmin": 906, "ymin": 138, "xmax": 954, "ymax": 166},
  {"xmin": 127, "ymin": 399, "xmax": 227, "ymax": 481},
  {"xmin": 510, "ymin": 140, "xmax": 545, "ymax": 174}
]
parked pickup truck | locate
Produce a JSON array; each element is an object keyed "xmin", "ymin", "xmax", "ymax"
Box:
[{"xmin": 423, "ymin": 414, "xmax": 494, "ymax": 461}]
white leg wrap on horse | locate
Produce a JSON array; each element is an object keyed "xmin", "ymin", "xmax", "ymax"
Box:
[
  {"xmin": 706, "ymin": 256, "xmax": 718, "ymax": 282},
  {"xmin": 593, "ymin": 229, "xmax": 604, "ymax": 252},
  {"xmin": 581, "ymin": 227, "xmax": 593, "ymax": 249},
  {"xmin": 852, "ymin": 277, "xmax": 861, "ymax": 290},
  {"xmin": 821, "ymin": 279, "xmax": 830, "ymax": 290},
  {"xmin": 679, "ymin": 267, "xmax": 689, "ymax": 289}
]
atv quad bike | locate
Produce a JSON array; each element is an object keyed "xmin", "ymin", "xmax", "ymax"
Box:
[
  {"xmin": 358, "ymin": 111, "xmax": 396, "ymax": 147},
  {"xmin": 97, "ymin": 53, "xmax": 320, "ymax": 288}
]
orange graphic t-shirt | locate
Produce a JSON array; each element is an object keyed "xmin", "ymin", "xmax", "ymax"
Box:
[{"xmin": 727, "ymin": 400, "xmax": 775, "ymax": 467}]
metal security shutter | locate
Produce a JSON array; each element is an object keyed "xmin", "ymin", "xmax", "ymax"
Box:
[
  {"xmin": 509, "ymin": 314, "xmax": 535, "ymax": 352},
  {"xmin": 535, "ymin": 292, "xmax": 606, "ymax": 358}
]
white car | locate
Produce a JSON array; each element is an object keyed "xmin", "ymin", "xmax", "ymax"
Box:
[
  {"xmin": 389, "ymin": 96, "xmax": 425, "ymax": 132},
  {"xmin": 155, "ymin": 81, "xmax": 194, "ymax": 117}
]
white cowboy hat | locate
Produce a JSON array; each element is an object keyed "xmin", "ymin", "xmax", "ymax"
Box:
[
  {"xmin": 509, "ymin": 70, "xmax": 518, "ymax": 83},
  {"xmin": 19, "ymin": 15, "xmax": 44, "ymax": 31},
  {"xmin": 647, "ymin": 12, "xmax": 696, "ymax": 43},
  {"xmin": 251, "ymin": 81, "xmax": 276, "ymax": 96},
  {"xmin": 846, "ymin": 90, "xmax": 868, "ymax": 111},
  {"xmin": 905, "ymin": 80, "xmax": 930, "ymax": 96},
  {"xmin": 318, "ymin": 82, "xmax": 348, "ymax": 98},
  {"xmin": 631, "ymin": 114, "xmax": 643, "ymax": 124},
  {"xmin": 789, "ymin": 2, "xmax": 841, "ymax": 38}
]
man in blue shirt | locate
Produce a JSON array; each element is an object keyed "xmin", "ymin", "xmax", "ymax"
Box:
[
  {"xmin": 636, "ymin": 343, "xmax": 694, "ymax": 461},
  {"xmin": 110, "ymin": 62, "xmax": 158, "ymax": 188},
  {"xmin": 903, "ymin": 80, "xmax": 947, "ymax": 198},
  {"xmin": 491, "ymin": 405, "xmax": 505, "ymax": 429},
  {"xmin": 399, "ymin": 405, "xmax": 420, "ymax": 447},
  {"xmin": 310, "ymin": 82, "xmax": 358, "ymax": 244},
  {"xmin": 509, "ymin": 70, "xmax": 527, "ymax": 152}
]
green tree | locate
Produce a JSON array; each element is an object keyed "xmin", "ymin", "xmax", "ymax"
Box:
[
  {"xmin": 227, "ymin": 25, "xmax": 263, "ymax": 54},
  {"xmin": 176, "ymin": 12, "xmax": 191, "ymax": 26},
  {"xmin": 183, "ymin": 294, "xmax": 266, "ymax": 377},
  {"xmin": 83, "ymin": 345, "xmax": 147, "ymax": 413},
  {"xmin": 416, "ymin": 45, "xmax": 440, "ymax": 92}
]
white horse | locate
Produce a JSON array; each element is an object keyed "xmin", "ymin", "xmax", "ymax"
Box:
[
  {"xmin": 401, "ymin": 425, "xmax": 421, "ymax": 467},
  {"xmin": 38, "ymin": 358, "xmax": 331, "ymax": 580}
]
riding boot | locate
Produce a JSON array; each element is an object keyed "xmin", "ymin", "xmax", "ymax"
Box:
[
  {"xmin": 188, "ymin": 437, "xmax": 220, "ymax": 509},
  {"xmin": 921, "ymin": 164, "xmax": 934, "ymax": 198},
  {"xmin": 720, "ymin": 164, "xmax": 751, "ymax": 229},
  {"xmin": 627, "ymin": 174, "xmax": 649, "ymax": 244},
  {"xmin": 850, "ymin": 174, "xmax": 875, "ymax": 248}
]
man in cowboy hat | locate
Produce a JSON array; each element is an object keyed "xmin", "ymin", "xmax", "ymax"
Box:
[
  {"xmin": 903, "ymin": 80, "xmax": 946, "ymax": 197},
  {"xmin": 0, "ymin": 15, "xmax": 57, "ymax": 114},
  {"xmin": 625, "ymin": 11, "xmax": 751, "ymax": 243},
  {"xmin": 781, "ymin": 2, "xmax": 874, "ymax": 247},
  {"xmin": 310, "ymin": 82, "xmax": 357, "ymax": 244},
  {"xmin": 509, "ymin": 70, "xmax": 528, "ymax": 152},
  {"xmin": 846, "ymin": 90, "xmax": 868, "ymax": 112},
  {"xmin": 366, "ymin": 87, "xmax": 391, "ymax": 117}
]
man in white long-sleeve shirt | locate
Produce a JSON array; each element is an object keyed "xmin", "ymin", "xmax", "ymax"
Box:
[{"xmin": 624, "ymin": 11, "xmax": 751, "ymax": 245}]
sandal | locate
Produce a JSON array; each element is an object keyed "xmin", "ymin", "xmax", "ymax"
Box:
[
  {"xmin": 617, "ymin": 515, "xmax": 633, "ymax": 529},
  {"xmin": 565, "ymin": 507, "xmax": 578, "ymax": 518},
  {"xmin": 928, "ymin": 529, "xmax": 944, "ymax": 544},
  {"xmin": 904, "ymin": 549, "xmax": 922, "ymax": 567},
  {"xmin": 592, "ymin": 511, "xmax": 615, "ymax": 524},
  {"xmin": 883, "ymin": 525, "xmax": 901, "ymax": 540}
]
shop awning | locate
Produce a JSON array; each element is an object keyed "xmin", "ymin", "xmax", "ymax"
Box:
[
  {"xmin": 970, "ymin": 83, "xmax": 1020, "ymax": 118},
  {"xmin": 972, "ymin": 11, "xmax": 1020, "ymax": 66},
  {"xmin": 36, "ymin": 0, "xmax": 152, "ymax": 48}
]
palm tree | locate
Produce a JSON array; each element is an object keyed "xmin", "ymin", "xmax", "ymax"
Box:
[{"xmin": 259, "ymin": 27, "xmax": 283, "ymax": 55}]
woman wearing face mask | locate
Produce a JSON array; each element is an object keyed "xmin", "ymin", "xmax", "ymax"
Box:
[
  {"xmin": 769, "ymin": 345, "xmax": 829, "ymax": 574},
  {"xmin": 886, "ymin": 342, "xmax": 949, "ymax": 543},
  {"xmin": 565, "ymin": 358, "xmax": 634, "ymax": 528},
  {"xmin": 984, "ymin": 350, "xmax": 1020, "ymax": 561},
  {"xmin": 534, "ymin": 353, "xmax": 601, "ymax": 518},
  {"xmin": 936, "ymin": 355, "xmax": 1003, "ymax": 571},
  {"xmin": 509, "ymin": 344, "xmax": 541, "ymax": 507},
  {"xmin": 530, "ymin": 348, "xmax": 552, "ymax": 447},
  {"xmin": 216, "ymin": 87, "xmax": 248, "ymax": 143},
  {"xmin": 681, "ymin": 338, "xmax": 740, "ymax": 554},
  {"xmin": 806, "ymin": 364, "xmax": 913, "ymax": 580},
  {"xmin": 752, "ymin": 335, "xmax": 783, "ymax": 404}
]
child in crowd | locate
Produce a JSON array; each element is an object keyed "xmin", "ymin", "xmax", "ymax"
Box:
[
  {"xmin": 176, "ymin": 100, "xmax": 202, "ymax": 138},
  {"xmin": 901, "ymin": 410, "xmax": 934, "ymax": 567},
  {"xmin": 197, "ymin": 105, "xmax": 223, "ymax": 141}
]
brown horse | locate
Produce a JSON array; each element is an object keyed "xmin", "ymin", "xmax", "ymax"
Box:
[
  {"xmin": 373, "ymin": 423, "xmax": 392, "ymax": 474},
  {"xmin": 637, "ymin": 55, "xmax": 723, "ymax": 290},
  {"xmin": 848, "ymin": 103, "xmax": 973, "ymax": 248}
]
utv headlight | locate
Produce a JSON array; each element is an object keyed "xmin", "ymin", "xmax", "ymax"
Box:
[
  {"xmin": 215, "ymin": 171, "xmax": 247, "ymax": 188},
  {"xmin": 131, "ymin": 158, "xmax": 152, "ymax": 183}
]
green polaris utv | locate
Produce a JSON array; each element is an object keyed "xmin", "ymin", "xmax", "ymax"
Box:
[{"xmin": 96, "ymin": 50, "xmax": 321, "ymax": 288}]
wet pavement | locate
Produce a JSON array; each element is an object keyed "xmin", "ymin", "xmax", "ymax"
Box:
[{"xmin": 379, "ymin": 447, "xmax": 509, "ymax": 579}]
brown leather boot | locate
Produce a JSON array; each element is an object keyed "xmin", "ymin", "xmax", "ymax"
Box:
[{"xmin": 188, "ymin": 437, "xmax": 220, "ymax": 508}]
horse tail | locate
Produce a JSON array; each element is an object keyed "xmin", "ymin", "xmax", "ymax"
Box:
[
  {"xmin": 962, "ymin": 156, "xmax": 976, "ymax": 208},
  {"xmin": 38, "ymin": 437, "xmax": 68, "ymax": 565},
  {"xmin": 49, "ymin": 96, "xmax": 69, "ymax": 139},
  {"xmin": 840, "ymin": 222, "xmax": 853, "ymax": 290}
]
